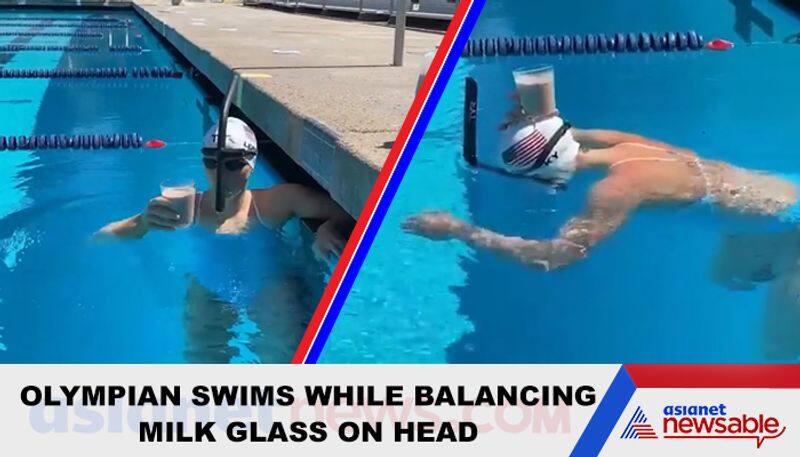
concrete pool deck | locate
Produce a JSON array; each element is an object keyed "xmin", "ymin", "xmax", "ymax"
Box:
[{"xmin": 131, "ymin": 0, "xmax": 442, "ymax": 217}]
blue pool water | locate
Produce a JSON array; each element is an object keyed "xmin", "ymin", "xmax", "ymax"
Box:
[
  {"xmin": 0, "ymin": 9, "xmax": 325, "ymax": 362},
  {"xmin": 323, "ymin": 0, "xmax": 800, "ymax": 363}
]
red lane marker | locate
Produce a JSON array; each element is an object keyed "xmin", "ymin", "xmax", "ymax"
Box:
[
  {"xmin": 707, "ymin": 39, "xmax": 733, "ymax": 51},
  {"xmin": 145, "ymin": 139, "xmax": 166, "ymax": 148}
]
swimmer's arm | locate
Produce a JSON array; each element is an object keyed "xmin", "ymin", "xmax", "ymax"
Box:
[
  {"xmin": 93, "ymin": 214, "xmax": 149, "ymax": 240},
  {"xmin": 454, "ymin": 223, "xmax": 589, "ymax": 271},
  {"xmin": 404, "ymin": 179, "xmax": 638, "ymax": 270},
  {"xmin": 94, "ymin": 196, "xmax": 183, "ymax": 240},
  {"xmin": 573, "ymin": 128, "xmax": 678, "ymax": 150},
  {"xmin": 403, "ymin": 212, "xmax": 584, "ymax": 271},
  {"xmin": 551, "ymin": 180, "xmax": 640, "ymax": 264}
]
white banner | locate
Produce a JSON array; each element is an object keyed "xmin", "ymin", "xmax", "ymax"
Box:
[
  {"xmin": 0, "ymin": 364, "xmax": 615, "ymax": 456},
  {"xmin": 3, "ymin": 365, "xmax": 799, "ymax": 456}
]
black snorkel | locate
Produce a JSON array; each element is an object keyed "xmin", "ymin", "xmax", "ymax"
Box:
[
  {"xmin": 462, "ymin": 77, "xmax": 569, "ymax": 190},
  {"xmin": 213, "ymin": 74, "xmax": 240, "ymax": 214}
]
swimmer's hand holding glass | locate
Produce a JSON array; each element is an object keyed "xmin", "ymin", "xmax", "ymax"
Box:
[{"xmin": 142, "ymin": 179, "xmax": 196, "ymax": 230}]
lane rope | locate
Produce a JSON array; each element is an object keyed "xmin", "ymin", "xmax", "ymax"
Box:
[
  {"xmin": 0, "ymin": 133, "xmax": 144, "ymax": 150},
  {"xmin": 462, "ymin": 30, "xmax": 706, "ymax": 57}
]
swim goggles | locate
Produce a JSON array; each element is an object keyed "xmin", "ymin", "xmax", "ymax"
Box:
[{"xmin": 201, "ymin": 147, "xmax": 255, "ymax": 171}]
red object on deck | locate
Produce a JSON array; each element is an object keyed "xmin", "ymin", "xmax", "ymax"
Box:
[
  {"xmin": 707, "ymin": 39, "xmax": 733, "ymax": 51},
  {"xmin": 145, "ymin": 139, "xmax": 166, "ymax": 149}
]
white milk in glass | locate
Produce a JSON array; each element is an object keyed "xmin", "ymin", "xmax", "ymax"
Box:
[
  {"xmin": 161, "ymin": 180, "xmax": 196, "ymax": 228},
  {"xmin": 513, "ymin": 66, "xmax": 556, "ymax": 118}
]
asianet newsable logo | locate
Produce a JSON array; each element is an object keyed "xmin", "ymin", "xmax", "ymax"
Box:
[
  {"xmin": 620, "ymin": 406, "xmax": 657, "ymax": 440},
  {"xmin": 621, "ymin": 404, "xmax": 786, "ymax": 448}
]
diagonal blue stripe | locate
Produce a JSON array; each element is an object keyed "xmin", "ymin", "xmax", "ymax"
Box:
[
  {"xmin": 303, "ymin": 0, "xmax": 487, "ymax": 363},
  {"xmin": 571, "ymin": 366, "xmax": 636, "ymax": 456}
]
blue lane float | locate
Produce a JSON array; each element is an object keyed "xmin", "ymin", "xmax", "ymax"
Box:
[
  {"xmin": 109, "ymin": 45, "xmax": 142, "ymax": 53},
  {"xmin": 0, "ymin": 44, "xmax": 99, "ymax": 52},
  {"xmin": 0, "ymin": 31, "xmax": 103, "ymax": 38},
  {"xmin": 0, "ymin": 16, "xmax": 124, "ymax": 23},
  {"xmin": 463, "ymin": 30, "xmax": 705, "ymax": 58},
  {"xmin": 0, "ymin": 22, "xmax": 129, "ymax": 29},
  {"xmin": 0, "ymin": 67, "xmax": 126, "ymax": 79},
  {"xmin": 131, "ymin": 66, "xmax": 184, "ymax": 79},
  {"xmin": 0, "ymin": 133, "xmax": 144, "ymax": 150},
  {"xmin": 0, "ymin": 66, "xmax": 185, "ymax": 79}
]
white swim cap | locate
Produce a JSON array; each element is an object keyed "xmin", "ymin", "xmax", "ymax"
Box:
[
  {"xmin": 498, "ymin": 115, "xmax": 580, "ymax": 184},
  {"xmin": 203, "ymin": 117, "xmax": 258, "ymax": 167}
]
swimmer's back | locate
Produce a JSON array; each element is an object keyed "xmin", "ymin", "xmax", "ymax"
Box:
[{"xmin": 599, "ymin": 143, "xmax": 708, "ymax": 202}]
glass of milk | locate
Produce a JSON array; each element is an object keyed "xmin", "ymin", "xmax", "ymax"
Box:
[
  {"xmin": 160, "ymin": 178, "xmax": 196, "ymax": 229},
  {"xmin": 512, "ymin": 65, "xmax": 556, "ymax": 118}
]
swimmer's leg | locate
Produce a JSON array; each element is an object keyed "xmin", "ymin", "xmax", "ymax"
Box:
[
  {"xmin": 710, "ymin": 231, "xmax": 800, "ymax": 290},
  {"xmin": 183, "ymin": 275, "xmax": 238, "ymax": 363},
  {"xmin": 709, "ymin": 167, "xmax": 799, "ymax": 219},
  {"xmin": 763, "ymin": 266, "xmax": 800, "ymax": 360},
  {"xmin": 247, "ymin": 274, "xmax": 313, "ymax": 363}
]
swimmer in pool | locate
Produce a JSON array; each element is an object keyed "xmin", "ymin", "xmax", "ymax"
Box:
[
  {"xmin": 97, "ymin": 117, "xmax": 352, "ymax": 259},
  {"xmin": 403, "ymin": 98, "xmax": 800, "ymax": 271}
]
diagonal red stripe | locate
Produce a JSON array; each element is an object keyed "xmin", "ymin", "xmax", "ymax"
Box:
[
  {"xmin": 625, "ymin": 364, "xmax": 800, "ymax": 388},
  {"xmin": 291, "ymin": 0, "xmax": 477, "ymax": 364}
]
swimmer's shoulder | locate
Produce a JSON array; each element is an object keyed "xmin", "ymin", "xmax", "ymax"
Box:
[
  {"xmin": 609, "ymin": 141, "xmax": 696, "ymax": 160},
  {"xmin": 250, "ymin": 185, "xmax": 285, "ymax": 203},
  {"xmin": 250, "ymin": 186, "xmax": 296, "ymax": 228},
  {"xmin": 251, "ymin": 184, "xmax": 310, "ymax": 201}
]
